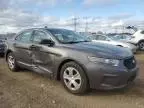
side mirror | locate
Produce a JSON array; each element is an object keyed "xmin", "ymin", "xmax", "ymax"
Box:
[{"xmin": 40, "ymin": 39, "xmax": 55, "ymax": 46}]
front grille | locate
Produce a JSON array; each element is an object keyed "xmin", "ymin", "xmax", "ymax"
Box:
[{"xmin": 124, "ymin": 56, "xmax": 136, "ymax": 69}]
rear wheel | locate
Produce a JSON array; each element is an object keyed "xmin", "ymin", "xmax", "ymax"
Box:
[
  {"xmin": 7, "ymin": 52, "xmax": 19, "ymax": 72},
  {"xmin": 138, "ymin": 41, "xmax": 144, "ymax": 50},
  {"xmin": 60, "ymin": 62, "xmax": 89, "ymax": 94}
]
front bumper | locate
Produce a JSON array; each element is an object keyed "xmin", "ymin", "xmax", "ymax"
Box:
[
  {"xmin": 85, "ymin": 62, "xmax": 139, "ymax": 90},
  {"xmin": 127, "ymin": 40, "xmax": 138, "ymax": 46}
]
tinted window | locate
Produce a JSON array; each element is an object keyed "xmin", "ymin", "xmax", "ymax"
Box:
[
  {"xmin": 33, "ymin": 31, "xmax": 51, "ymax": 44},
  {"xmin": 117, "ymin": 35, "xmax": 123, "ymax": 39},
  {"xmin": 97, "ymin": 36, "xmax": 107, "ymax": 40},
  {"xmin": 112, "ymin": 35, "xmax": 122, "ymax": 40},
  {"xmin": 91, "ymin": 35, "xmax": 99, "ymax": 40},
  {"xmin": 122, "ymin": 35, "xmax": 126, "ymax": 39},
  {"xmin": 16, "ymin": 31, "xmax": 32, "ymax": 43}
]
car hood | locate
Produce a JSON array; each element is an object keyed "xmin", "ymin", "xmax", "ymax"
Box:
[
  {"xmin": 61, "ymin": 42, "xmax": 133, "ymax": 59},
  {"xmin": 109, "ymin": 41, "xmax": 137, "ymax": 49},
  {"xmin": 92, "ymin": 40, "xmax": 131, "ymax": 47}
]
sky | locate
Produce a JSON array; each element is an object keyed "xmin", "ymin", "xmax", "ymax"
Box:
[{"xmin": 0, "ymin": 0, "xmax": 144, "ymax": 33}]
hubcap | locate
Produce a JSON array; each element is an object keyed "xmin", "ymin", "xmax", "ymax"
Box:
[
  {"xmin": 8, "ymin": 55, "xmax": 15, "ymax": 69},
  {"xmin": 63, "ymin": 67, "xmax": 81, "ymax": 91},
  {"xmin": 139, "ymin": 42, "xmax": 144, "ymax": 50}
]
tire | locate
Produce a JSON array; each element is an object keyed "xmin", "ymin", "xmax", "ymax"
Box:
[
  {"xmin": 7, "ymin": 52, "xmax": 19, "ymax": 72},
  {"xmin": 138, "ymin": 41, "xmax": 144, "ymax": 50},
  {"xmin": 60, "ymin": 61, "xmax": 89, "ymax": 94}
]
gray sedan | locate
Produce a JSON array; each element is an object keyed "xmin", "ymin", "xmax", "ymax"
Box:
[{"xmin": 5, "ymin": 28, "xmax": 138, "ymax": 94}]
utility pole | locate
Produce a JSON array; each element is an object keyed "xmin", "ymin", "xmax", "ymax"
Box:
[
  {"xmin": 71, "ymin": 17, "xmax": 79, "ymax": 32},
  {"xmin": 74, "ymin": 17, "xmax": 77, "ymax": 32},
  {"xmin": 83, "ymin": 17, "xmax": 89, "ymax": 33}
]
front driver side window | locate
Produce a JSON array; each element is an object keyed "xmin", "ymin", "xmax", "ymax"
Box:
[{"xmin": 33, "ymin": 31, "xmax": 51, "ymax": 44}]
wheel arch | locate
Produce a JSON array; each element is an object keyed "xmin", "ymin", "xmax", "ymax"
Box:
[
  {"xmin": 138, "ymin": 39, "xmax": 144, "ymax": 43},
  {"xmin": 56, "ymin": 59, "xmax": 89, "ymax": 82},
  {"xmin": 138, "ymin": 40, "xmax": 144, "ymax": 50},
  {"xmin": 5, "ymin": 50, "xmax": 13, "ymax": 61}
]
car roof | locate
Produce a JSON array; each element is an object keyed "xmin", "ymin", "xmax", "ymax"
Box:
[{"xmin": 23, "ymin": 28, "xmax": 70, "ymax": 31}]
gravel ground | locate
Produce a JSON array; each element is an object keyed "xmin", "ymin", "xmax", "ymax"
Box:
[{"xmin": 0, "ymin": 52, "xmax": 144, "ymax": 108}]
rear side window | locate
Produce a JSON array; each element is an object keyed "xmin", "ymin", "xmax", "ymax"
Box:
[{"xmin": 16, "ymin": 31, "xmax": 33, "ymax": 43}]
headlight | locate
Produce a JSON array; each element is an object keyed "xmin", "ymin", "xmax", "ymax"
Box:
[{"xmin": 88, "ymin": 56, "xmax": 120, "ymax": 66}]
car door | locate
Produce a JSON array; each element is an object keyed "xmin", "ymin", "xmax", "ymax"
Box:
[
  {"xmin": 14, "ymin": 30, "xmax": 33, "ymax": 68},
  {"xmin": 31, "ymin": 30, "xmax": 55, "ymax": 74}
]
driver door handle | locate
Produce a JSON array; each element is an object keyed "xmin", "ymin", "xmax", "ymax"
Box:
[{"xmin": 29, "ymin": 45, "xmax": 41, "ymax": 50}]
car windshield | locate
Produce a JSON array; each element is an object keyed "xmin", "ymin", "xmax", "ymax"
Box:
[
  {"xmin": 107, "ymin": 35, "xmax": 118, "ymax": 40},
  {"xmin": 122, "ymin": 35, "xmax": 132, "ymax": 40},
  {"xmin": 47, "ymin": 29, "xmax": 91, "ymax": 44},
  {"xmin": 108, "ymin": 35, "xmax": 132, "ymax": 41}
]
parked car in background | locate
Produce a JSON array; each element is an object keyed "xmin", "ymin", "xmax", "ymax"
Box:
[
  {"xmin": 113, "ymin": 35, "xmax": 132, "ymax": 42},
  {"xmin": 127, "ymin": 30, "xmax": 144, "ymax": 50},
  {"xmin": 0, "ymin": 35, "xmax": 6, "ymax": 41},
  {"xmin": 90, "ymin": 34, "xmax": 138, "ymax": 53},
  {"xmin": 0, "ymin": 40, "xmax": 5, "ymax": 56},
  {"xmin": 5, "ymin": 28, "xmax": 138, "ymax": 94},
  {"xmin": 79, "ymin": 32, "xmax": 93, "ymax": 37}
]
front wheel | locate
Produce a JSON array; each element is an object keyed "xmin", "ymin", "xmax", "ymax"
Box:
[
  {"xmin": 7, "ymin": 52, "xmax": 19, "ymax": 72},
  {"xmin": 60, "ymin": 62, "xmax": 89, "ymax": 94},
  {"xmin": 138, "ymin": 41, "xmax": 144, "ymax": 50}
]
